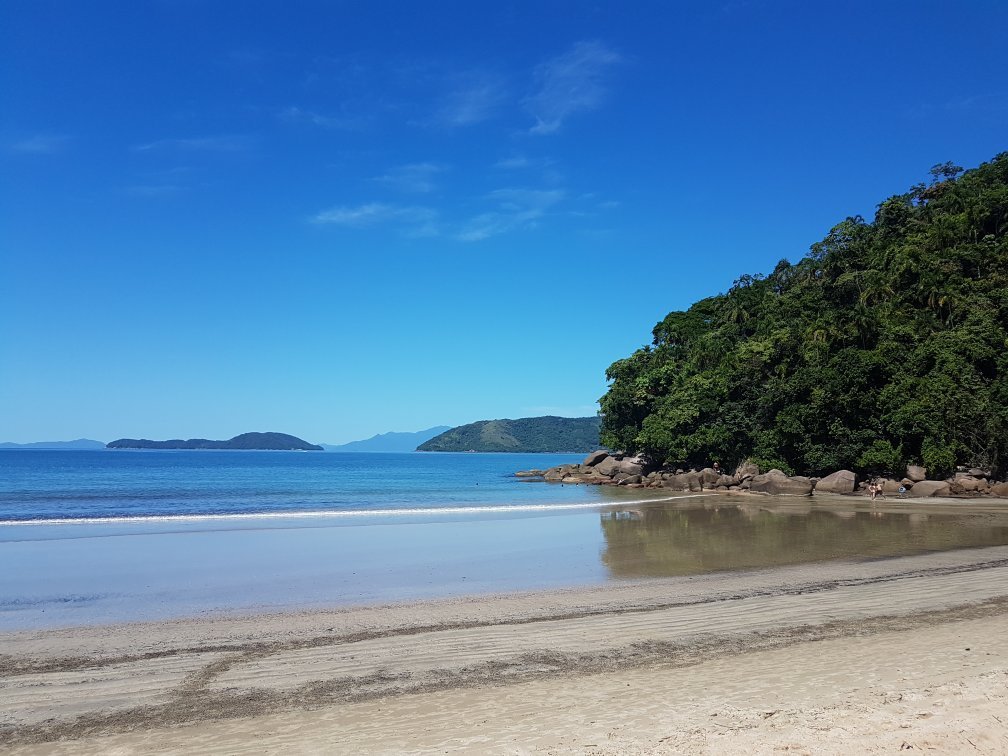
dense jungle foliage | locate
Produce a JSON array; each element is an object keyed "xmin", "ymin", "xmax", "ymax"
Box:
[{"xmin": 599, "ymin": 153, "xmax": 1008, "ymax": 479}]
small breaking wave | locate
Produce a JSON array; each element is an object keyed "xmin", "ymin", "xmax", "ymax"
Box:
[{"xmin": 0, "ymin": 494, "xmax": 713, "ymax": 527}]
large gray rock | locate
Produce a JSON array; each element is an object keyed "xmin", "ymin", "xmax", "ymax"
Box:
[
  {"xmin": 880, "ymin": 478, "xmax": 905, "ymax": 494},
  {"xmin": 678, "ymin": 471, "xmax": 703, "ymax": 491},
  {"xmin": 582, "ymin": 450, "xmax": 609, "ymax": 467},
  {"xmin": 814, "ymin": 470, "xmax": 857, "ymax": 494},
  {"xmin": 907, "ymin": 480, "xmax": 950, "ymax": 497},
  {"xmin": 967, "ymin": 468, "xmax": 989, "ymax": 479},
  {"xmin": 750, "ymin": 470, "xmax": 813, "ymax": 496},
  {"xmin": 906, "ymin": 465, "xmax": 927, "ymax": 482},
  {"xmin": 734, "ymin": 461, "xmax": 760, "ymax": 482},
  {"xmin": 717, "ymin": 474, "xmax": 736, "ymax": 488},
  {"xmin": 700, "ymin": 467, "xmax": 721, "ymax": 485},
  {"xmin": 618, "ymin": 459, "xmax": 645, "ymax": 476},
  {"xmin": 594, "ymin": 457, "xmax": 619, "ymax": 477},
  {"xmin": 954, "ymin": 474, "xmax": 988, "ymax": 492}
]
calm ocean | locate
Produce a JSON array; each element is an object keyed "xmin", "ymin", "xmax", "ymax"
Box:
[{"xmin": 0, "ymin": 449, "xmax": 611, "ymax": 523}]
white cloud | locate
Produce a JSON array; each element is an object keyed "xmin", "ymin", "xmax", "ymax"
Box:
[
  {"xmin": 312, "ymin": 202, "xmax": 438, "ymax": 235},
  {"xmin": 279, "ymin": 106, "xmax": 365, "ymax": 130},
  {"xmin": 132, "ymin": 135, "xmax": 254, "ymax": 152},
  {"xmin": 525, "ymin": 41, "xmax": 621, "ymax": 135},
  {"xmin": 126, "ymin": 184, "xmax": 182, "ymax": 197},
  {"xmin": 9, "ymin": 134, "xmax": 70, "ymax": 154},
  {"xmin": 432, "ymin": 73, "xmax": 507, "ymax": 127},
  {"xmin": 372, "ymin": 162, "xmax": 446, "ymax": 194},
  {"xmin": 457, "ymin": 188, "xmax": 565, "ymax": 241}
]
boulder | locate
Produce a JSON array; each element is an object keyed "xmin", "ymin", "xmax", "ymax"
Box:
[
  {"xmin": 814, "ymin": 470, "xmax": 857, "ymax": 495},
  {"xmin": 906, "ymin": 465, "xmax": 927, "ymax": 482},
  {"xmin": 734, "ymin": 461, "xmax": 760, "ymax": 482},
  {"xmin": 880, "ymin": 478, "xmax": 904, "ymax": 494},
  {"xmin": 594, "ymin": 457, "xmax": 619, "ymax": 477},
  {"xmin": 907, "ymin": 480, "xmax": 950, "ymax": 498},
  {"xmin": 749, "ymin": 470, "xmax": 814, "ymax": 496},
  {"xmin": 582, "ymin": 450, "xmax": 609, "ymax": 467},
  {"xmin": 967, "ymin": 468, "xmax": 988, "ymax": 479},
  {"xmin": 954, "ymin": 474, "xmax": 988, "ymax": 492},
  {"xmin": 716, "ymin": 474, "xmax": 736, "ymax": 488},
  {"xmin": 680, "ymin": 471, "xmax": 703, "ymax": 491},
  {"xmin": 543, "ymin": 468, "xmax": 564, "ymax": 482},
  {"xmin": 700, "ymin": 467, "xmax": 721, "ymax": 486},
  {"xmin": 991, "ymin": 482, "xmax": 1008, "ymax": 497},
  {"xmin": 619, "ymin": 474, "xmax": 643, "ymax": 485},
  {"xmin": 618, "ymin": 459, "xmax": 645, "ymax": 476}
]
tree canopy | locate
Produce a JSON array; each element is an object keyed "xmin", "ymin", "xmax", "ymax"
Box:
[{"xmin": 599, "ymin": 153, "xmax": 1008, "ymax": 479}]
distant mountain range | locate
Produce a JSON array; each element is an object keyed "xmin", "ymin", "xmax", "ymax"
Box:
[
  {"xmin": 322, "ymin": 426, "xmax": 451, "ymax": 452},
  {"xmin": 0, "ymin": 439, "xmax": 106, "ymax": 450},
  {"xmin": 106, "ymin": 432, "xmax": 322, "ymax": 451},
  {"xmin": 417, "ymin": 416, "xmax": 602, "ymax": 453}
]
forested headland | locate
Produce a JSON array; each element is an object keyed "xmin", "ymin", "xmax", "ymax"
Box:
[
  {"xmin": 600, "ymin": 153, "xmax": 1008, "ymax": 480},
  {"xmin": 107, "ymin": 432, "xmax": 323, "ymax": 451},
  {"xmin": 418, "ymin": 416, "xmax": 601, "ymax": 453}
]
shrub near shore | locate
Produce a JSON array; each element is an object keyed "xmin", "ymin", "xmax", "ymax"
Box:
[{"xmin": 598, "ymin": 154, "xmax": 1008, "ymax": 481}]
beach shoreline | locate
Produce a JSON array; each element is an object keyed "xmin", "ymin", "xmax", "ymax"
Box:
[{"xmin": 3, "ymin": 545, "xmax": 1008, "ymax": 752}]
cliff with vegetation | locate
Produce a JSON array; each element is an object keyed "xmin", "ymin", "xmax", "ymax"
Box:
[
  {"xmin": 600, "ymin": 154, "xmax": 1008, "ymax": 480},
  {"xmin": 418, "ymin": 416, "xmax": 601, "ymax": 453},
  {"xmin": 107, "ymin": 432, "xmax": 323, "ymax": 450}
]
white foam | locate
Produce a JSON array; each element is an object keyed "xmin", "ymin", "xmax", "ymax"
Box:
[{"xmin": 0, "ymin": 494, "xmax": 715, "ymax": 527}]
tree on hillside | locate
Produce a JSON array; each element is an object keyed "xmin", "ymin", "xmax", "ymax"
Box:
[{"xmin": 599, "ymin": 153, "xmax": 1008, "ymax": 479}]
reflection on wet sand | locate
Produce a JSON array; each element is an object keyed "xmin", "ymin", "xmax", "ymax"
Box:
[{"xmin": 600, "ymin": 499, "xmax": 1008, "ymax": 578}]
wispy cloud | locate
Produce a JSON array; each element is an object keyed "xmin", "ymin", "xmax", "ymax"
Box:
[
  {"xmin": 279, "ymin": 106, "xmax": 367, "ymax": 131},
  {"xmin": 9, "ymin": 134, "xmax": 71, "ymax": 154},
  {"xmin": 132, "ymin": 135, "xmax": 255, "ymax": 152},
  {"xmin": 372, "ymin": 162, "xmax": 446, "ymax": 194},
  {"xmin": 312, "ymin": 202, "xmax": 438, "ymax": 236},
  {"xmin": 431, "ymin": 72, "xmax": 508, "ymax": 128},
  {"xmin": 494, "ymin": 154, "xmax": 557, "ymax": 171},
  {"xmin": 125, "ymin": 184, "xmax": 182, "ymax": 197},
  {"xmin": 525, "ymin": 41, "xmax": 621, "ymax": 135},
  {"xmin": 457, "ymin": 188, "xmax": 565, "ymax": 241}
]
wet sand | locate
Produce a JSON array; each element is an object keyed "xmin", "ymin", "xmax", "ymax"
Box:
[{"xmin": 2, "ymin": 545, "xmax": 1008, "ymax": 753}]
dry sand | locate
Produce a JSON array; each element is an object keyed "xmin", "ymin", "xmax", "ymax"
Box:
[{"xmin": 3, "ymin": 545, "xmax": 1008, "ymax": 754}]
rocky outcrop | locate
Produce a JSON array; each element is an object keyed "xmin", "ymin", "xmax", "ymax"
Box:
[
  {"xmin": 906, "ymin": 465, "xmax": 927, "ymax": 482},
  {"xmin": 954, "ymin": 473, "xmax": 989, "ymax": 493},
  {"xmin": 582, "ymin": 450, "xmax": 609, "ymax": 467},
  {"xmin": 907, "ymin": 480, "xmax": 950, "ymax": 497},
  {"xmin": 814, "ymin": 470, "xmax": 857, "ymax": 494},
  {"xmin": 518, "ymin": 457, "xmax": 1008, "ymax": 499},
  {"xmin": 595, "ymin": 456, "xmax": 620, "ymax": 477},
  {"xmin": 749, "ymin": 469, "xmax": 814, "ymax": 496}
]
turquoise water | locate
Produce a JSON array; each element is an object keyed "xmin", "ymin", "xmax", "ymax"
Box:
[
  {"xmin": 3, "ymin": 451, "xmax": 1008, "ymax": 630},
  {"xmin": 0, "ymin": 449, "xmax": 603, "ymax": 523}
]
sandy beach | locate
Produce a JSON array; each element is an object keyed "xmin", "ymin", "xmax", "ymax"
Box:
[{"xmin": 3, "ymin": 544, "xmax": 1008, "ymax": 753}]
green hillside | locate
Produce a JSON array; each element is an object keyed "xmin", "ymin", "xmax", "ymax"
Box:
[
  {"xmin": 107, "ymin": 432, "xmax": 322, "ymax": 450},
  {"xmin": 600, "ymin": 154, "xmax": 1008, "ymax": 479},
  {"xmin": 417, "ymin": 416, "xmax": 602, "ymax": 453}
]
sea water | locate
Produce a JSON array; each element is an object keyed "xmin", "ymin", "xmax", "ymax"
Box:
[{"xmin": 2, "ymin": 450, "xmax": 1008, "ymax": 629}]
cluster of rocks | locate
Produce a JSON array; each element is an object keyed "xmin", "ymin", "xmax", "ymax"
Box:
[
  {"xmin": 861, "ymin": 465, "xmax": 1008, "ymax": 498},
  {"xmin": 516, "ymin": 452, "xmax": 1008, "ymax": 499}
]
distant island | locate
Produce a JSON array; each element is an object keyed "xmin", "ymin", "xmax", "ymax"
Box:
[
  {"xmin": 322, "ymin": 426, "xmax": 451, "ymax": 453},
  {"xmin": 107, "ymin": 432, "xmax": 323, "ymax": 451},
  {"xmin": 417, "ymin": 416, "xmax": 602, "ymax": 453},
  {"xmin": 0, "ymin": 439, "xmax": 106, "ymax": 450}
]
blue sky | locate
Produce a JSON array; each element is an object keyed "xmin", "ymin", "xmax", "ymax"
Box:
[{"xmin": 2, "ymin": 1, "xmax": 1006, "ymax": 444}]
